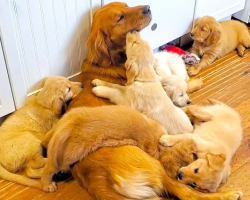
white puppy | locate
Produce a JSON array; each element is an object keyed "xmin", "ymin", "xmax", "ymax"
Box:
[
  {"xmin": 92, "ymin": 31, "xmax": 193, "ymax": 135},
  {"xmin": 160, "ymin": 99, "xmax": 243, "ymax": 192}
]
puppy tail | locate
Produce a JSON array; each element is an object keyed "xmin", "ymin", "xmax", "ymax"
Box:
[
  {"xmin": 0, "ymin": 164, "xmax": 42, "ymax": 189},
  {"xmin": 48, "ymin": 128, "xmax": 72, "ymax": 168}
]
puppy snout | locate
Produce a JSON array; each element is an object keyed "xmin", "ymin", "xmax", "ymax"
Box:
[
  {"xmin": 190, "ymin": 32, "xmax": 195, "ymax": 37},
  {"xmin": 177, "ymin": 172, "xmax": 184, "ymax": 180},
  {"xmin": 187, "ymin": 100, "xmax": 191, "ymax": 105},
  {"xmin": 80, "ymin": 83, "xmax": 84, "ymax": 88},
  {"xmin": 142, "ymin": 5, "xmax": 151, "ymax": 15}
]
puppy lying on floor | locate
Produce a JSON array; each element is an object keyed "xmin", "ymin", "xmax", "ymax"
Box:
[
  {"xmin": 71, "ymin": 145, "xmax": 243, "ymax": 200},
  {"xmin": 41, "ymin": 105, "xmax": 167, "ymax": 192},
  {"xmin": 160, "ymin": 99, "xmax": 243, "ymax": 192},
  {"xmin": 187, "ymin": 16, "xmax": 250, "ymax": 76},
  {"xmin": 92, "ymin": 31, "xmax": 193, "ymax": 135},
  {"xmin": 0, "ymin": 76, "xmax": 82, "ymax": 189}
]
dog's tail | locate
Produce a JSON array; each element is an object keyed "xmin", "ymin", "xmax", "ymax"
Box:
[
  {"xmin": 48, "ymin": 128, "xmax": 72, "ymax": 169},
  {"xmin": 0, "ymin": 164, "xmax": 42, "ymax": 189}
]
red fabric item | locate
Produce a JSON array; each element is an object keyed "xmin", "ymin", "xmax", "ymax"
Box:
[{"xmin": 163, "ymin": 45, "xmax": 187, "ymax": 55}]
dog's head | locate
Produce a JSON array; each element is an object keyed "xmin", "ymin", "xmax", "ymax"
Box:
[
  {"xmin": 159, "ymin": 138, "xmax": 198, "ymax": 179},
  {"xmin": 161, "ymin": 75, "xmax": 191, "ymax": 107},
  {"xmin": 190, "ymin": 16, "xmax": 222, "ymax": 45},
  {"xmin": 177, "ymin": 153, "xmax": 226, "ymax": 193},
  {"xmin": 37, "ymin": 76, "xmax": 83, "ymax": 116},
  {"xmin": 125, "ymin": 31, "xmax": 155, "ymax": 85},
  {"xmin": 87, "ymin": 2, "xmax": 152, "ymax": 67}
]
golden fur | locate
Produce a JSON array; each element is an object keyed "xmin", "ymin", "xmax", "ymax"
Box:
[
  {"xmin": 71, "ymin": 146, "xmax": 243, "ymax": 200},
  {"xmin": 68, "ymin": 2, "xmax": 152, "ymax": 109},
  {"xmin": 160, "ymin": 99, "xmax": 243, "ymax": 192},
  {"xmin": 92, "ymin": 31, "xmax": 193, "ymax": 135},
  {"xmin": 41, "ymin": 106, "xmax": 167, "ymax": 192},
  {"xmin": 0, "ymin": 76, "xmax": 82, "ymax": 189},
  {"xmin": 187, "ymin": 16, "xmax": 250, "ymax": 76}
]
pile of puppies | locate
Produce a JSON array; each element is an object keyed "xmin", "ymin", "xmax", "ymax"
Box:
[{"xmin": 0, "ymin": 2, "xmax": 249, "ymax": 200}]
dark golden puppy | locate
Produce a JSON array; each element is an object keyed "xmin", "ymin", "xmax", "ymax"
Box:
[{"xmin": 187, "ymin": 16, "xmax": 250, "ymax": 76}]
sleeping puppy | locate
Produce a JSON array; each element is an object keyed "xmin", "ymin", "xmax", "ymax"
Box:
[
  {"xmin": 41, "ymin": 105, "xmax": 167, "ymax": 192},
  {"xmin": 187, "ymin": 16, "xmax": 250, "ymax": 76},
  {"xmin": 92, "ymin": 31, "xmax": 193, "ymax": 135},
  {"xmin": 160, "ymin": 99, "xmax": 243, "ymax": 192},
  {"xmin": 71, "ymin": 146, "xmax": 243, "ymax": 200},
  {"xmin": 0, "ymin": 76, "xmax": 82, "ymax": 189}
]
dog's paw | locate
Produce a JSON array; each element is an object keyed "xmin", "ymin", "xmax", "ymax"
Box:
[
  {"xmin": 221, "ymin": 190, "xmax": 243, "ymax": 200},
  {"xmin": 187, "ymin": 65, "xmax": 200, "ymax": 76},
  {"xmin": 43, "ymin": 182, "xmax": 57, "ymax": 193},
  {"xmin": 92, "ymin": 79, "xmax": 104, "ymax": 87},
  {"xmin": 159, "ymin": 135, "xmax": 176, "ymax": 147},
  {"xmin": 92, "ymin": 87, "xmax": 104, "ymax": 97}
]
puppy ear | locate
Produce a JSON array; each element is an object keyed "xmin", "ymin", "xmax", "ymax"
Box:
[
  {"xmin": 207, "ymin": 153, "xmax": 226, "ymax": 171},
  {"xmin": 52, "ymin": 97, "xmax": 67, "ymax": 116},
  {"xmin": 87, "ymin": 28, "xmax": 111, "ymax": 67},
  {"xmin": 187, "ymin": 106, "xmax": 213, "ymax": 122},
  {"xmin": 125, "ymin": 61, "xmax": 139, "ymax": 85},
  {"xmin": 207, "ymin": 23, "xmax": 222, "ymax": 45},
  {"xmin": 207, "ymin": 98, "xmax": 224, "ymax": 105}
]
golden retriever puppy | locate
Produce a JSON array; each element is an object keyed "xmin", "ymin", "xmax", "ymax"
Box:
[
  {"xmin": 187, "ymin": 16, "xmax": 250, "ymax": 76},
  {"xmin": 92, "ymin": 31, "xmax": 193, "ymax": 135},
  {"xmin": 160, "ymin": 99, "xmax": 243, "ymax": 192},
  {"xmin": 41, "ymin": 105, "xmax": 167, "ymax": 192},
  {"xmin": 0, "ymin": 76, "xmax": 82, "ymax": 189},
  {"xmin": 71, "ymin": 146, "xmax": 243, "ymax": 200},
  {"xmin": 159, "ymin": 138, "xmax": 198, "ymax": 179}
]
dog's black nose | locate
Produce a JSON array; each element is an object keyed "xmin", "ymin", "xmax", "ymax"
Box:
[
  {"xmin": 190, "ymin": 32, "xmax": 195, "ymax": 37},
  {"xmin": 142, "ymin": 5, "xmax": 151, "ymax": 15},
  {"xmin": 187, "ymin": 100, "xmax": 191, "ymax": 105},
  {"xmin": 80, "ymin": 83, "xmax": 84, "ymax": 88},
  {"xmin": 177, "ymin": 172, "xmax": 183, "ymax": 180}
]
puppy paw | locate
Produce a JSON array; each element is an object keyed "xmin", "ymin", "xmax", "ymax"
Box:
[
  {"xmin": 92, "ymin": 79, "xmax": 104, "ymax": 87},
  {"xmin": 187, "ymin": 66, "xmax": 200, "ymax": 76},
  {"xmin": 222, "ymin": 190, "xmax": 243, "ymax": 200},
  {"xmin": 159, "ymin": 135, "xmax": 176, "ymax": 147},
  {"xmin": 43, "ymin": 182, "xmax": 57, "ymax": 193},
  {"xmin": 92, "ymin": 87, "xmax": 104, "ymax": 97}
]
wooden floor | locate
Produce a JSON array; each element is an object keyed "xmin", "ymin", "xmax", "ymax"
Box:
[{"xmin": 1, "ymin": 50, "xmax": 250, "ymax": 200}]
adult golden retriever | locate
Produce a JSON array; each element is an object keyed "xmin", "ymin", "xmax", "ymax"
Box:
[
  {"xmin": 0, "ymin": 76, "xmax": 82, "ymax": 189},
  {"xmin": 187, "ymin": 16, "xmax": 250, "ymax": 76}
]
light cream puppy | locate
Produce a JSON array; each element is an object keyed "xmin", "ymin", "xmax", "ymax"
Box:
[
  {"xmin": 160, "ymin": 99, "xmax": 243, "ymax": 192},
  {"xmin": 92, "ymin": 31, "xmax": 193, "ymax": 135},
  {"xmin": 0, "ymin": 76, "xmax": 82, "ymax": 189}
]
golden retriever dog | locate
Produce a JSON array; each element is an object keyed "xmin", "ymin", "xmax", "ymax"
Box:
[
  {"xmin": 92, "ymin": 31, "xmax": 193, "ymax": 135},
  {"xmin": 68, "ymin": 2, "xmax": 152, "ymax": 109},
  {"xmin": 0, "ymin": 76, "xmax": 82, "ymax": 189},
  {"xmin": 41, "ymin": 105, "xmax": 167, "ymax": 192},
  {"xmin": 160, "ymin": 99, "xmax": 243, "ymax": 192},
  {"xmin": 187, "ymin": 16, "xmax": 250, "ymax": 76},
  {"xmin": 71, "ymin": 146, "xmax": 243, "ymax": 200}
]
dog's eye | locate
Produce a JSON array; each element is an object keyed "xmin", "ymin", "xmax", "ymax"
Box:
[
  {"xmin": 194, "ymin": 168, "xmax": 199, "ymax": 174},
  {"xmin": 180, "ymin": 93, "xmax": 183, "ymax": 97},
  {"xmin": 117, "ymin": 15, "xmax": 124, "ymax": 22},
  {"xmin": 201, "ymin": 27, "xmax": 205, "ymax": 31},
  {"xmin": 67, "ymin": 87, "xmax": 71, "ymax": 92},
  {"xmin": 193, "ymin": 153, "xmax": 198, "ymax": 160}
]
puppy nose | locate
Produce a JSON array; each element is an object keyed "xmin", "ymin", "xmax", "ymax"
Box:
[
  {"xmin": 80, "ymin": 83, "xmax": 84, "ymax": 88},
  {"xmin": 190, "ymin": 32, "xmax": 195, "ymax": 37},
  {"xmin": 187, "ymin": 100, "xmax": 191, "ymax": 105},
  {"xmin": 177, "ymin": 172, "xmax": 183, "ymax": 180},
  {"xmin": 142, "ymin": 5, "xmax": 151, "ymax": 15}
]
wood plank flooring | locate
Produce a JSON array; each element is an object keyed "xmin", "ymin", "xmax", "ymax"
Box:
[{"xmin": 0, "ymin": 49, "xmax": 250, "ymax": 200}]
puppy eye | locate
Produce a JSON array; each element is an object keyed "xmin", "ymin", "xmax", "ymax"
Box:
[
  {"xmin": 201, "ymin": 27, "xmax": 205, "ymax": 31},
  {"xmin": 193, "ymin": 153, "xmax": 198, "ymax": 160},
  {"xmin": 67, "ymin": 87, "xmax": 71, "ymax": 92},
  {"xmin": 180, "ymin": 93, "xmax": 183, "ymax": 97},
  {"xmin": 117, "ymin": 15, "xmax": 124, "ymax": 22},
  {"xmin": 194, "ymin": 168, "xmax": 199, "ymax": 174}
]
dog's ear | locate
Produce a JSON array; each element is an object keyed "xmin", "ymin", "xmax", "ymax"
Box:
[
  {"xmin": 207, "ymin": 98, "xmax": 224, "ymax": 105},
  {"xmin": 186, "ymin": 106, "xmax": 213, "ymax": 123},
  {"xmin": 206, "ymin": 22, "xmax": 222, "ymax": 45},
  {"xmin": 87, "ymin": 27, "xmax": 111, "ymax": 67},
  {"xmin": 207, "ymin": 153, "xmax": 226, "ymax": 171},
  {"xmin": 52, "ymin": 97, "xmax": 67, "ymax": 116},
  {"xmin": 125, "ymin": 61, "xmax": 139, "ymax": 85}
]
